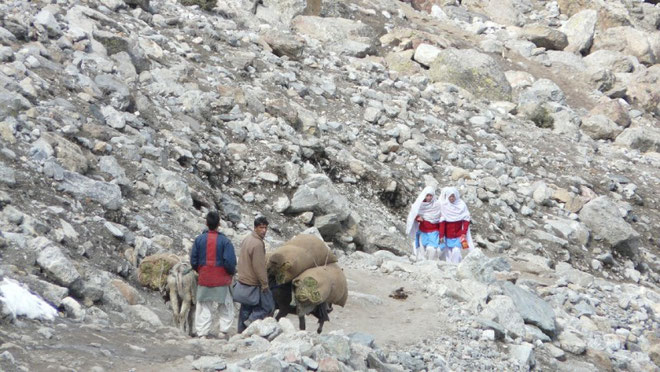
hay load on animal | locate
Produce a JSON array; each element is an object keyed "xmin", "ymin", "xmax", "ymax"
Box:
[{"xmin": 267, "ymin": 234, "xmax": 348, "ymax": 333}]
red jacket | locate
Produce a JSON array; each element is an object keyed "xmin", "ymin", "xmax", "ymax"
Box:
[
  {"xmin": 439, "ymin": 220, "xmax": 470, "ymax": 239},
  {"xmin": 191, "ymin": 230, "xmax": 235, "ymax": 287}
]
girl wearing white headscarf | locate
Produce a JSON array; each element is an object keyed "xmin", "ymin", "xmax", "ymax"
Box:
[
  {"xmin": 406, "ymin": 186, "xmax": 442, "ymax": 261},
  {"xmin": 439, "ymin": 187, "xmax": 474, "ymax": 263}
]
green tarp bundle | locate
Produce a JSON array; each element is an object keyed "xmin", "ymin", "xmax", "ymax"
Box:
[
  {"xmin": 293, "ymin": 263, "xmax": 348, "ymax": 307},
  {"xmin": 267, "ymin": 234, "xmax": 337, "ymax": 285},
  {"xmin": 138, "ymin": 253, "xmax": 180, "ymax": 290}
]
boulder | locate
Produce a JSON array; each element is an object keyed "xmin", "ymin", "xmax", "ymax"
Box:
[
  {"xmin": 36, "ymin": 244, "xmax": 81, "ymax": 288},
  {"xmin": 500, "ymin": 281, "xmax": 557, "ymax": 337},
  {"xmin": 560, "ymin": 9, "xmax": 598, "ymax": 54},
  {"xmin": 518, "ymin": 79, "xmax": 566, "ymax": 114},
  {"xmin": 288, "ymin": 174, "xmax": 351, "ymax": 222},
  {"xmin": 413, "ymin": 43, "xmax": 442, "ymax": 67},
  {"xmin": 579, "ymin": 196, "xmax": 640, "ymax": 258},
  {"xmin": 256, "ymin": 0, "xmax": 306, "ymax": 27},
  {"xmin": 589, "ymin": 99, "xmax": 630, "ymax": 127},
  {"xmin": 583, "ymin": 50, "xmax": 635, "ymax": 73},
  {"xmin": 58, "ymin": 171, "xmax": 122, "ymax": 210},
  {"xmin": 481, "ymin": 295, "xmax": 526, "ymax": 338},
  {"xmin": 592, "ymin": 26, "xmax": 657, "ymax": 65},
  {"xmin": 292, "ymin": 16, "xmax": 376, "ymax": 57},
  {"xmin": 428, "ymin": 48, "xmax": 512, "ymax": 101},
  {"xmin": 615, "ymin": 127, "xmax": 660, "ymax": 152},
  {"xmin": 580, "ymin": 114, "xmax": 623, "ymax": 140},
  {"xmin": 625, "ymin": 65, "xmax": 660, "ymax": 116},
  {"xmin": 456, "ymin": 248, "xmax": 511, "ymax": 283},
  {"xmin": 559, "ymin": 330, "xmax": 587, "ymax": 354},
  {"xmin": 521, "ymin": 25, "xmax": 568, "ymax": 51},
  {"xmin": 509, "ymin": 343, "xmax": 535, "ymax": 369},
  {"xmin": 462, "ymin": 0, "xmax": 532, "ymax": 26}
]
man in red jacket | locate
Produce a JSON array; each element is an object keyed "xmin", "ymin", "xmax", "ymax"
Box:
[{"xmin": 190, "ymin": 211, "xmax": 237, "ymax": 339}]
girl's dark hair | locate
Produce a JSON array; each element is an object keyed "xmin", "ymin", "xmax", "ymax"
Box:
[
  {"xmin": 206, "ymin": 211, "xmax": 220, "ymax": 230},
  {"xmin": 254, "ymin": 216, "xmax": 269, "ymax": 228}
]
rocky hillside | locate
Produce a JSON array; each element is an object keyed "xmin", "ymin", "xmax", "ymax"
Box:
[{"xmin": 0, "ymin": 0, "xmax": 659, "ymax": 370}]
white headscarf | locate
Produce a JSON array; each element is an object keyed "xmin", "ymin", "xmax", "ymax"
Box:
[
  {"xmin": 439, "ymin": 187, "xmax": 470, "ymax": 222},
  {"xmin": 439, "ymin": 186, "xmax": 475, "ymax": 251},
  {"xmin": 406, "ymin": 186, "xmax": 442, "ymax": 239}
]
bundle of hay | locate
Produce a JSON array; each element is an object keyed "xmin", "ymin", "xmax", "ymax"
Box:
[
  {"xmin": 267, "ymin": 235, "xmax": 337, "ymax": 285},
  {"xmin": 293, "ymin": 263, "xmax": 348, "ymax": 307},
  {"xmin": 138, "ymin": 253, "xmax": 180, "ymax": 291}
]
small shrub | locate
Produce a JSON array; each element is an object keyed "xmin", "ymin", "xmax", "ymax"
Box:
[
  {"xmin": 528, "ymin": 105, "xmax": 554, "ymax": 129},
  {"xmin": 180, "ymin": 0, "xmax": 216, "ymax": 11}
]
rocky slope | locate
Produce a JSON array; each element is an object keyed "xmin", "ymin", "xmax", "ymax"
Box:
[{"xmin": 0, "ymin": 0, "xmax": 659, "ymax": 371}]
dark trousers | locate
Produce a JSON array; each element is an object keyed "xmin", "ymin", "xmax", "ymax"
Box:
[{"xmin": 237, "ymin": 289, "xmax": 274, "ymax": 333}]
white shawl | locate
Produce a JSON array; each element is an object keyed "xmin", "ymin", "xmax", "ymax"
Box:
[
  {"xmin": 439, "ymin": 187, "xmax": 475, "ymax": 251},
  {"xmin": 406, "ymin": 186, "xmax": 442, "ymax": 253}
]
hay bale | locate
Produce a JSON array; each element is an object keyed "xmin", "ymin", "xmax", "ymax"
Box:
[
  {"xmin": 138, "ymin": 253, "xmax": 180, "ymax": 291},
  {"xmin": 267, "ymin": 234, "xmax": 337, "ymax": 285},
  {"xmin": 293, "ymin": 263, "xmax": 348, "ymax": 307}
]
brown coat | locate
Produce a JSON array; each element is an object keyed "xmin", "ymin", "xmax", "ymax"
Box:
[{"xmin": 237, "ymin": 231, "xmax": 268, "ymax": 290}]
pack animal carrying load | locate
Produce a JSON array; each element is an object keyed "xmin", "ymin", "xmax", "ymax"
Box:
[
  {"xmin": 267, "ymin": 234, "xmax": 337, "ymax": 285},
  {"xmin": 293, "ymin": 263, "xmax": 348, "ymax": 307}
]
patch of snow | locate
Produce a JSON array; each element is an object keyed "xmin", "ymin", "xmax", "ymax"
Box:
[{"xmin": 0, "ymin": 278, "xmax": 58, "ymax": 321}]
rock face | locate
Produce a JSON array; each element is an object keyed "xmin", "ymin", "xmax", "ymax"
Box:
[
  {"xmin": 579, "ymin": 196, "xmax": 640, "ymax": 258},
  {"xmin": 428, "ymin": 48, "xmax": 512, "ymax": 101}
]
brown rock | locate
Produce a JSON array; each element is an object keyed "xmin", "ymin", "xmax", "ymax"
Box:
[
  {"xmin": 565, "ymin": 196, "xmax": 587, "ymax": 213},
  {"xmin": 521, "ymin": 25, "xmax": 569, "ymax": 50},
  {"xmin": 590, "ymin": 99, "xmax": 631, "ymax": 128},
  {"xmin": 111, "ymin": 279, "xmax": 141, "ymax": 305},
  {"xmin": 586, "ymin": 348, "xmax": 613, "ymax": 372},
  {"xmin": 552, "ymin": 188, "xmax": 572, "ymax": 203}
]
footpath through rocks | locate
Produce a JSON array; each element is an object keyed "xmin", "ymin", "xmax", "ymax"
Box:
[{"xmin": 1, "ymin": 0, "xmax": 660, "ymax": 370}]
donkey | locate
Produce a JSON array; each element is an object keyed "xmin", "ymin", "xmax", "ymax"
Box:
[
  {"xmin": 270, "ymin": 280, "xmax": 332, "ymax": 334},
  {"xmin": 166, "ymin": 261, "xmax": 197, "ymax": 335}
]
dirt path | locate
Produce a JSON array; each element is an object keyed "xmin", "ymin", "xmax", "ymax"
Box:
[{"xmin": 7, "ymin": 263, "xmax": 447, "ymax": 371}]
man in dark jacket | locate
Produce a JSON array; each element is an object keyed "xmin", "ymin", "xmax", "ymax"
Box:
[
  {"xmin": 236, "ymin": 216, "xmax": 274, "ymax": 333},
  {"xmin": 190, "ymin": 211, "xmax": 236, "ymax": 338}
]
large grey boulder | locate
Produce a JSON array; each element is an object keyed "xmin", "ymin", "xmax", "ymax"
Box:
[
  {"xmin": 36, "ymin": 243, "xmax": 82, "ymax": 288},
  {"xmin": 462, "ymin": 0, "xmax": 532, "ymax": 26},
  {"xmin": 625, "ymin": 65, "xmax": 660, "ymax": 116},
  {"xmin": 363, "ymin": 226, "xmax": 407, "ymax": 255},
  {"xmin": 456, "ymin": 248, "xmax": 511, "ymax": 283},
  {"xmin": 256, "ymin": 0, "xmax": 306, "ymax": 27},
  {"xmin": 580, "ymin": 114, "xmax": 623, "ymax": 140},
  {"xmin": 481, "ymin": 295, "xmax": 526, "ymax": 338},
  {"xmin": 579, "ymin": 196, "xmax": 640, "ymax": 258},
  {"xmin": 615, "ymin": 127, "xmax": 660, "ymax": 152},
  {"xmin": 288, "ymin": 174, "xmax": 351, "ymax": 221},
  {"xmin": 58, "ymin": 171, "xmax": 123, "ymax": 210},
  {"xmin": 521, "ymin": 25, "xmax": 568, "ymax": 51},
  {"xmin": 592, "ymin": 26, "xmax": 657, "ymax": 65},
  {"xmin": 500, "ymin": 281, "xmax": 556, "ymax": 337},
  {"xmin": 560, "ymin": 9, "xmax": 598, "ymax": 54},
  {"xmin": 292, "ymin": 16, "xmax": 376, "ymax": 57},
  {"xmin": 0, "ymin": 87, "xmax": 32, "ymax": 120},
  {"xmin": 583, "ymin": 50, "xmax": 636, "ymax": 73},
  {"xmin": 33, "ymin": 10, "xmax": 62, "ymax": 38},
  {"xmin": 428, "ymin": 48, "xmax": 512, "ymax": 101}
]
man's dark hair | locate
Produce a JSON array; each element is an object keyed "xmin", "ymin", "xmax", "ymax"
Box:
[
  {"xmin": 254, "ymin": 216, "xmax": 269, "ymax": 228},
  {"xmin": 206, "ymin": 211, "xmax": 220, "ymax": 230}
]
